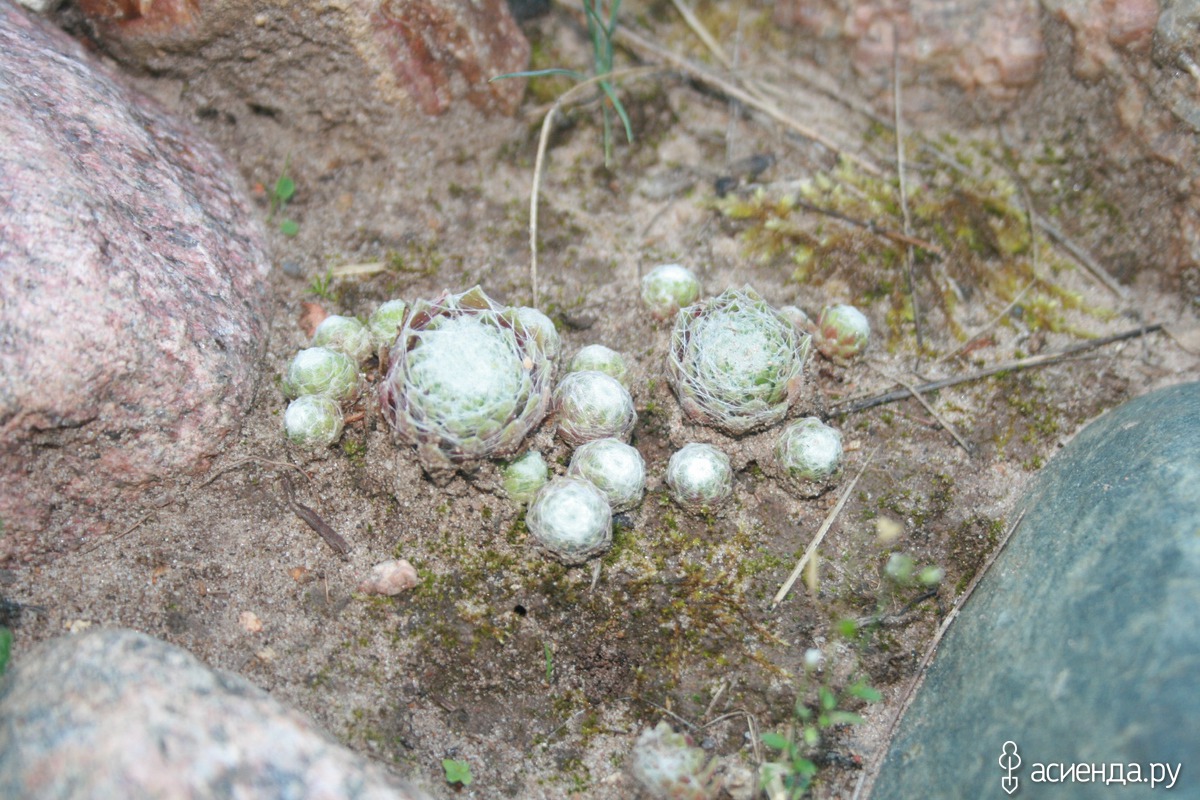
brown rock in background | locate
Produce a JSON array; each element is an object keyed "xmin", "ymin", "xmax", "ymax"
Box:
[
  {"xmin": 47, "ymin": 0, "xmax": 534, "ymax": 234},
  {"xmin": 773, "ymin": 0, "xmax": 1200, "ymax": 294}
]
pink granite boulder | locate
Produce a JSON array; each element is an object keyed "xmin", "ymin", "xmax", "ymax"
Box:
[
  {"xmin": 0, "ymin": 628, "xmax": 434, "ymax": 799},
  {"xmin": 0, "ymin": 3, "xmax": 271, "ymax": 564}
]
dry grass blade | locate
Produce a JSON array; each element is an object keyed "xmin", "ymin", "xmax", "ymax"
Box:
[
  {"xmin": 852, "ymin": 509, "xmax": 1027, "ymax": 800},
  {"xmin": 893, "ymin": 46, "xmax": 923, "ymax": 357},
  {"xmin": 869, "ymin": 364, "xmax": 974, "ymax": 456},
  {"xmin": 771, "ymin": 447, "xmax": 878, "ymax": 608},
  {"xmin": 523, "ymin": 66, "xmax": 659, "ymax": 306},
  {"xmin": 788, "ymin": 196, "xmax": 945, "ymax": 258},
  {"xmin": 830, "ymin": 324, "xmax": 1164, "ymax": 416},
  {"xmin": 79, "ymin": 513, "xmax": 152, "ymax": 555},
  {"xmin": 1033, "ymin": 213, "xmax": 1127, "ymax": 299},
  {"xmin": 611, "ymin": 24, "xmax": 882, "ymax": 176}
]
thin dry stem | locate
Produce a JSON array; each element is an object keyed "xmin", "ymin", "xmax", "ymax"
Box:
[
  {"xmin": 79, "ymin": 513, "xmax": 152, "ymax": 556},
  {"xmin": 199, "ymin": 456, "xmax": 311, "ymax": 488},
  {"xmin": 893, "ymin": 44, "xmax": 923, "ymax": 358},
  {"xmin": 831, "ymin": 324, "xmax": 1164, "ymax": 416},
  {"xmin": 524, "ymin": 66, "xmax": 659, "ymax": 306},
  {"xmin": 772, "ymin": 447, "xmax": 878, "ymax": 608},
  {"xmin": 870, "ymin": 364, "xmax": 974, "ymax": 456},
  {"xmin": 612, "ymin": 24, "xmax": 882, "ymax": 175},
  {"xmin": 788, "ymin": 196, "xmax": 945, "ymax": 258}
]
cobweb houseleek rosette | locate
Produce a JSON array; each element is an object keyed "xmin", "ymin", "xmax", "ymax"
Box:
[
  {"xmin": 667, "ymin": 287, "xmax": 811, "ymax": 435},
  {"xmin": 379, "ymin": 287, "xmax": 554, "ymax": 471}
]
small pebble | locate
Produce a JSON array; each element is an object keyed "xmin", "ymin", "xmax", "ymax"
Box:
[{"xmin": 357, "ymin": 559, "xmax": 420, "ymax": 596}]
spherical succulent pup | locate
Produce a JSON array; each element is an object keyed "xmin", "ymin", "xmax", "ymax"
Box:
[
  {"xmin": 283, "ymin": 395, "xmax": 344, "ymax": 448},
  {"xmin": 501, "ymin": 450, "xmax": 549, "ymax": 505},
  {"xmin": 553, "ymin": 370, "xmax": 637, "ymax": 446},
  {"xmin": 666, "ymin": 443, "xmax": 733, "ymax": 511},
  {"xmin": 815, "ymin": 303, "xmax": 870, "ymax": 363},
  {"xmin": 641, "ymin": 263, "xmax": 701, "ymax": 321},
  {"xmin": 505, "ymin": 306, "xmax": 561, "ymax": 361},
  {"xmin": 567, "ymin": 344, "xmax": 629, "ymax": 386},
  {"xmin": 567, "ymin": 437, "xmax": 646, "ymax": 513},
  {"xmin": 628, "ymin": 721, "xmax": 718, "ymax": 800},
  {"xmin": 379, "ymin": 287, "xmax": 554, "ymax": 471},
  {"xmin": 283, "ymin": 346, "xmax": 360, "ymax": 403},
  {"xmin": 775, "ymin": 417, "xmax": 844, "ymax": 486},
  {"xmin": 312, "ymin": 315, "xmax": 373, "ymax": 363},
  {"xmin": 668, "ymin": 287, "xmax": 811, "ymax": 435},
  {"xmin": 527, "ymin": 477, "xmax": 613, "ymax": 564},
  {"xmin": 368, "ymin": 299, "xmax": 408, "ymax": 353}
]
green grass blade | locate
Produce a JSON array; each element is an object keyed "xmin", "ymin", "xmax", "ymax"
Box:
[
  {"xmin": 491, "ymin": 68, "xmax": 585, "ymax": 82},
  {"xmin": 599, "ymin": 81, "xmax": 634, "ymax": 143}
]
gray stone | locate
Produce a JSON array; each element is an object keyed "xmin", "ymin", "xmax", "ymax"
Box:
[
  {"xmin": 0, "ymin": 3, "xmax": 271, "ymax": 563},
  {"xmin": 874, "ymin": 382, "xmax": 1200, "ymax": 798},
  {"xmin": 0, "ymin": 628, "xmax": 433, "ymax": 800}
]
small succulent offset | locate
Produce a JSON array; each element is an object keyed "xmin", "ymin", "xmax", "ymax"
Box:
[
  {"xmin": 567, "ymin": 437, "xmax": 646, "ymax": 513},
  {"xmin": 628, "ymin": 721, "xmax": 718, "ymax": 800},
  {"xmin": 774, "ymin": 417, "xmax": 844, "ymax": 483},
  {"xmin": 666, "ymin": 443, "xmax": 734, "ymax": 511},
  {"xmin": 668, "ymin": 287, "xmax": 811, "ymax": 435},
  {"xmin": 501, "ymin": 450, "xmax": 549, "ymax": 504},
  {"xmin": 567, "ymin": 344, "xmax": 629, "ymax": 386},
  {"xmin": 283, "ymin": 346, "xmax": 360, "ymax": 403},
  {"xmin": 553, "ymin": 370, "xmax": 637, "ymax": 446},
  {"xmin": 312, "ymin": 314, "xmax": 374, "ymax": 363},
  {"xmin": 284, "ymin": 394, "xmax": 344, "ymax": 448},
  {"xmin": 379, "ymin": 287, "xmax": 554, "ymax": 471},
  {"xmin": 505, "ymin": 306, "xmax": 561, "ymax": 361},
  {"xmin": 642, "ymin": 264, "xmax": 701, "ymax": 321},
  {"xmin": 815, "ymin": 303, "xmax": 870, "ymax": 364},
  {"xmin": 368, "ymin": 299, "xmax": 408, "ymax": 353},
  {"xmin": 526, "ymin": 477, "xmax": 613, "ymax": 564}
]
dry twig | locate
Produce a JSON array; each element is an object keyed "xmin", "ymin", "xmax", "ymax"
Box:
[
  {"xmin": 772, "ymin": 448, "xmax": 878, "ymax": 608},
  {"xmin": 893, "ymin": 45, "xmax": 923, "ymax": 357},
  {"xmin": 280, "ymin": 476, "xmax": 350, "ymax": 556},
  {"xmin": 79, "ymin": 513, "xmax": 152, "ymax": 556},
  {"xmin": 830, "ymin": 324, "xmax": 1164, "ymax": 416},
  {"xmin": 610, "ymin": 23, "xmax": 883, "ymax": 175},
  {"xmin": 199, "ymin": 457, "xmax": 311, "ymax": 488}
]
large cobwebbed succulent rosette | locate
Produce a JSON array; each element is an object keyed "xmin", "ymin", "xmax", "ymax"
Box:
[
  {"xmin": 667, "ymin": 287, "xmax": 811, "ymax": 435},
  {"xmin": 380, "ymin": 287, "xmax": 554, "ymax": 472}
]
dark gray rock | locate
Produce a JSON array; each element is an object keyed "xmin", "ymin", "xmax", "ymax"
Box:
[
  {"xmin": 874, "ymin": 382, "xmax": 1200, "ymax": 798},
  {"xmin": 0, "ymin": 3, "xmax": 271, "ymax": 563},
  {"xmin": 0, "ymin": 628, "xmax": 433, "ymax": 799}
]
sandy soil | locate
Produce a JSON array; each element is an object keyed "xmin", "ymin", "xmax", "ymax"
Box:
[{"xmin": 5, "ymin": 3, "xmax": 1200, "ymax": 798}]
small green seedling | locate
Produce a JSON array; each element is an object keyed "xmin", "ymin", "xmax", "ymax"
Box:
[
  {"xmin": 442, "ymin": 758, "xmax": 473, "ymax": 786},
  {"xmin": 760, "ymin": 653, "xmax": 880, "ymax": 798},
  {"xmin": 544, "ymin": 642, "xmax": 554, "ymax": 684},
  {"xmin": 0, "ymin": 627, "xmax": 10, "ymax": 676},
  {"xmin": 268, "ymin": 161, "xmax": 299, "ymax": 236},
  {"xmin": 306, "ymin": 268, "xmax": 337, "ymax": 302}
]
